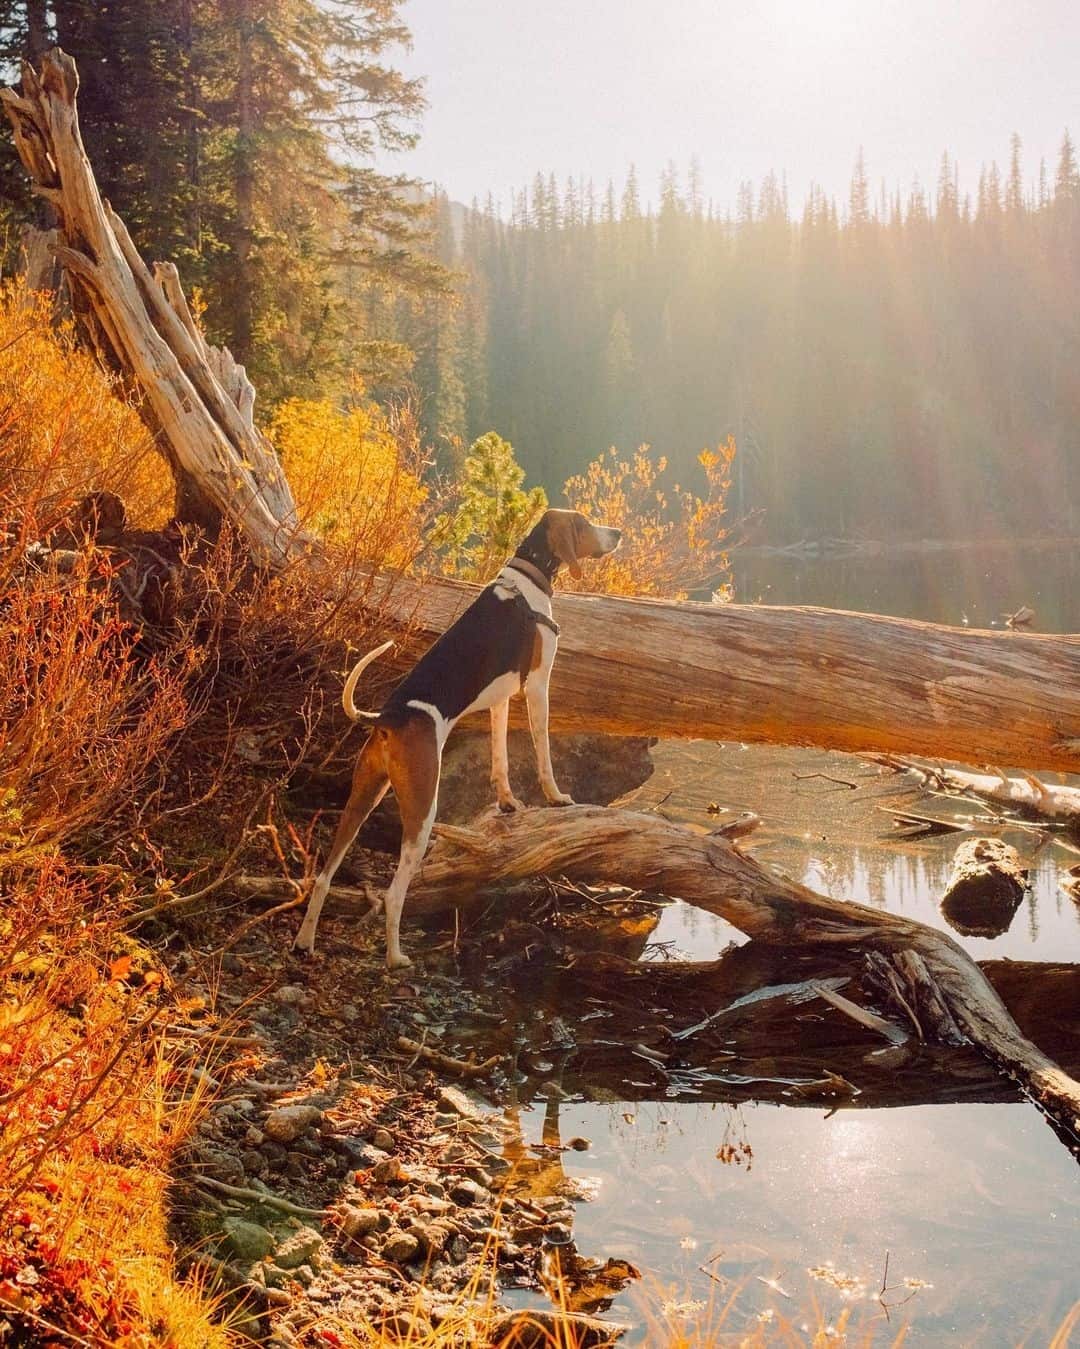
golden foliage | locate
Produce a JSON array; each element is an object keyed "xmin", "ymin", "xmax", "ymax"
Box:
[
  {"xmin": 562, "ymin": 437, "xmax": 736, "ymax": 598},
  {"xmin": 0, "ymin": 280, "xmax": 172, "ymax": 527},
  {"xmin": 270, "ymin": 393, "xmax": 432, "ymax": 570}
]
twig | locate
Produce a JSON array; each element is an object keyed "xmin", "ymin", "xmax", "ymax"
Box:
[
  {"xmin": 194, "ymin": 1176, "xmax": 325, "ymax": 1218},
  {"xmin": 395, "ymin": 1035, "xmax": 506, "ymax": 1079},
  {"xmin": 792, "ymin": 771, "xmax": 858, "ymax": 790}
]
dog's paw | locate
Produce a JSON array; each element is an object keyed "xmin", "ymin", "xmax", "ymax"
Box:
[
  {"xmin": 386, "ymin": 952, "xmax": 414, "ymax": 971},
  {"xmin": 292, "ymin": 939, "xmax": 315, "ymax": 958},
  {"xmin": 497, "ymin": 795, "xmax": 526, "ymax": 813},
  {"xmin": 545, "ymin": 791, "xmax": 575, "ymax": 807}
]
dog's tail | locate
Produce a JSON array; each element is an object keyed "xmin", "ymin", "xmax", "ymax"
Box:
[{"xmin": 341, "ymin": 639, "xmax": 394, "ymax": 721}]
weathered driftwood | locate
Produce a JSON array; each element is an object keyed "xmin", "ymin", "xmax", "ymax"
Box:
[
  {"xmin": 398, "ymin": 805, "xmax": 1080, "ymax": 1140},
  {"xmin": 875, "ymin": 755, "xmax": 1080, "ymax": 825},
  {"xmin": 0, "ymin": 50, "xmax": 300, "ymax": 559},
  {"xmin": 939, "ymin": 837, "xmax": 1028, "ymax": 938},
  {"xmin": 7, "ymin": 50, "xmax": 1080, "ymax": 773}
]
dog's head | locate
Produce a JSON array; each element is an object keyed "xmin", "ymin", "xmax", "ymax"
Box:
[{"xmin": 535, "ymin": 508, "xmax": 622, "ymax": 581}]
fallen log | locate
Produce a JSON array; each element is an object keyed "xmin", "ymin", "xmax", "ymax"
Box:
[
  {"xmin": 939, "ymin": 837, "xmax": 1028, "ymax": 938},
  {"xmin": 5, "ymin": 50, "xmax": 1080, "ymax": 774},
  {"xmin": 369, "ymin": 572, "xmax": 1080, "ymax": 773},
  {"xmin": 401, "ymin": 805, "xmax": 1080, "ymax": 1142},
  {"xmin": 874, "ymin": 756, "xmax": 1080, "ymax": 826}
]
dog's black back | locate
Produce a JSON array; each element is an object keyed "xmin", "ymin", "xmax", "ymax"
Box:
[{"xmin": 377, "ymin": 585, "xmax": 538, "ymax": 727}]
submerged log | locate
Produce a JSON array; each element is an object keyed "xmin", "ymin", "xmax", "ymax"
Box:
[
  {"xmin": 939, "ymin": 837, "xmax": 1028, "ymax": 938},
  {"xmin": 874, "ymin": 756, "xmax": 1080, "ymax": 825},
  {"xmin": 402, "ymin": 805, "xmax": 1080, "ymax": 1142}
]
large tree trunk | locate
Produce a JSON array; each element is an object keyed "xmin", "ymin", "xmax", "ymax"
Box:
[{"xmin": 368, "ymin": 571, "xmax": 1080, "ymax": 772}]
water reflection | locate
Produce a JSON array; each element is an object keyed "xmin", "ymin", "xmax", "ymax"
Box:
[{"xmin": 497, "ymin": 1087, "xmax": 1080, "ymax": 1344}]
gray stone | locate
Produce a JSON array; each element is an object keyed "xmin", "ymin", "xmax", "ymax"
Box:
[
  {"xmin": 449, "ymin": 1178, "xmax": 486, "ymax": 1207},
  {"xmin": 241, "ymin": 1148, "xmax": 269, "ymax": 1180},
  {"xmin": 382, "ymin": 1231, "xmax": 420, "ymax": 1264},
  {"xmin": 193, "ymin": 1146, "xmax": 245, "ymax": 1186},
  {"xmin": 263, "ymin": 1104, "xmax": 323, "ymax": 1144},
  {"xmin": 340, "ymin": 1205, "xmax": 380, "ymax": 1239},
  {"xmin": 273, "ymin": 984, "xmax": 308, "ymax": 1006},
  {"xmin": 222, "ymin": 1218, "xmax": 275, "ymax": 1263},
  {"xmin": 274, "ymin": 1226, "xmax": 324, "ymax": 1271},
  {"xmin": 436, "ymin": 1085, "xmax": 481, "ymax": 1118}
]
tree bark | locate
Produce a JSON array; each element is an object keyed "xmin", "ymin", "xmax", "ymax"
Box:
[
  {"xmin": 939, "ymin": 838, "xmax": 1028, "ymax": 939},
  {"xmin": 366, "ymin": 571, "xmax": 1080, "ymax": 773}
]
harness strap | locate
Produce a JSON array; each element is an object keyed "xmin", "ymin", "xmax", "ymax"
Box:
[{"xmin": 497, "ymin": 570, "xmax": 561, "ymax": 637}]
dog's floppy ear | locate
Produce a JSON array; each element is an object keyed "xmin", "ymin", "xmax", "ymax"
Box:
[{"xmin": 546, "ymin": 510, "xmax": 583, "ymax": 579}]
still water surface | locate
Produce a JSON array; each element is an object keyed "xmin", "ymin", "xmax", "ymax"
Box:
[{"xmin": 501, "ymin": 544, "xmax": 1080, "ymax": 1345}]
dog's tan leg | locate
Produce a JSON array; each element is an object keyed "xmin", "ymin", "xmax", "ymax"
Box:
[
  {"xmin": 294, "ymin": 741, "xmax": 389, "ymax": 954},
  {"xmin": 383, "ymin": 717, "xmax": 440, "ymax": 969},
  {"xmin": 490, "ymin": 698, "xmax": 525, "ymax": 812},
  {"xmin": 525, "ymin": 668, "xmax": 573, "ymax": 805}
]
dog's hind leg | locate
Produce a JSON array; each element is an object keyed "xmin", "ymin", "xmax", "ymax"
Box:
[
  {"xmin": 383, "ymin": 716, "xmax": 441, "ymax": 969},
  {"xmin": 294, "ymin": 740, "xmax": 389, "ymax": 954},
  {"xmin": 490, "ymin": 697, "xmax": 524, "ymax": 812}
]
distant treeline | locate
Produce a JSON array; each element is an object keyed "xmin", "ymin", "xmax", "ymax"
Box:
[
  {"xmin": 1, "ymin": 4, "xmax": 1078, "ymax": 540},
  {"xmin": 404, "ymin": 145, "xmax": 1080, "ymax": 540}
]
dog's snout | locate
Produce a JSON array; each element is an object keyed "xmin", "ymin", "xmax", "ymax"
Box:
[{"xmin": 603, "ymin": 527, "xmax": 622, "ymax": 552}]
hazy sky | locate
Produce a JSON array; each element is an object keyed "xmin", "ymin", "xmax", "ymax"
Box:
[{"xmin": 391, "ymin": 0, "xmax": 1079, "ymax": 215}]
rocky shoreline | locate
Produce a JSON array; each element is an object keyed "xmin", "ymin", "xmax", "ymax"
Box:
[{"xmin": 170, "ymin": 885, "xmax": 633, "ymax": 1347}]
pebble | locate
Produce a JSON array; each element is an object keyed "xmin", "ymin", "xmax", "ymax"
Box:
[
  {"xmin": 436, "ymin": 1085, "xmax": 480, "ymax": 1118},
  {"xmin": 449, "ymin": 1178, "xmax": 486, "ymax": 1207},
  {"xmin": 222, "ymin": 1217, "xmax": 275, "ymax": 1262},
  {"xmin": 372, "ymin": 1127, "xmax": 394, "ymax": 1150},
  {"xmin": 274, "ymin": 1226, "xmax": 324, "ymax": 1271},
  {"xmin": 339, "ymin": 1205, "xmax": 380, "ymax": 1239},
  {"xmin": 372, "ymin": 1156, "xmax": 404, "ymax": 1184},
  {"xmin": 379, "ymin": 1311, "xmax": 430, "ymax": 1342},
  {"xmin": 274, "ymin": 984, "xmax": 308, "ymax": 1006},
  {"xmin": 382, "ymin": 1231, "xmax": 420, "ymax": 1263},
  {"xmin": 264, "ymin": 1104, "xmax": 323, "ymax": 1143},
  {"xmin": 193, "ymin": 1145, "xmax": 245, "ymax": 1186}
]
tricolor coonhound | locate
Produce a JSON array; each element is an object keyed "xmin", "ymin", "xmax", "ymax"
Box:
[{"xmin": 294, "ymin": 508, "xmax": 621, "ymax": 968}]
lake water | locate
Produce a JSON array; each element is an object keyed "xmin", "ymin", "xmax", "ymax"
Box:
[{"xmin": 479, "ymin": 544, "xmax": 1080, "ymax": 1345}]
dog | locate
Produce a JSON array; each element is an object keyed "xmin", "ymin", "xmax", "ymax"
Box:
[{"xmin": 293, "ymin": 508, "xmax": 621, "ymax": 968}]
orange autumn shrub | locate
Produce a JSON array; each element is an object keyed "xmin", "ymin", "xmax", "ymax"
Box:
[
  {"xmin": 0, "ymin": 280, "xmax": 173, "ymax": 527},
  {"xmin": 562, "ymin": 436, "xmax": 736, "ymax": 597},
  {"xmin": 270, "ymin": 392, "xmax": 435, "ymax": 570}
]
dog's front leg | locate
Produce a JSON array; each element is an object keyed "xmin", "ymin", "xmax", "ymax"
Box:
[
  {"xmin": 525, "ymin": 669, "xmax": 574, "ymax": 806},
  {"xmin": 490, "ymin": 698, "xmax": 525, "ymax": 811}
]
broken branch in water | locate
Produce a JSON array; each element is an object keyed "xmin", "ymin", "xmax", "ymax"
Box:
[
  {"xmin": 872, "ymin": 754, "xmax": 1080, "ymax": 827},
  {"xmin": 401, "ymin": 803, "xmax": 1080, "ymax": 1143}
]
